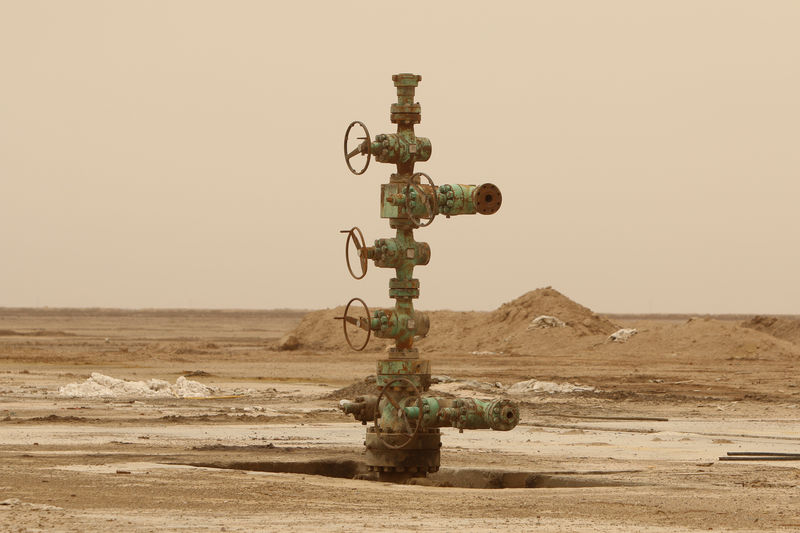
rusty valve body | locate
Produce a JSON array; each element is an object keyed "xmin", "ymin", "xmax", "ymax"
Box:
[{"xmin": 337, "ymin": 74, "xmax": 517, "ymax": 482}]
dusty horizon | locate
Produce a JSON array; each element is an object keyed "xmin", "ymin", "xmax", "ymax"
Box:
[
  {"xmin": 3, "ymin": 293, "xmax": 800, "ymax": 318},
  {"xmin": 2, "ymin": 1, "xmax": 799, "ymax": 314}
]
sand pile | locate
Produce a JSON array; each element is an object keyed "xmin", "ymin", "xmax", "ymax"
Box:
[
  {"xmin": 488, "ymin": 287, "xmax": 618, "ymax": 335},
  {"xmin": 595, "ymin": 317, "xmax": 800, "ymax": 360},
  {"xmin": 741, "ymin": 315, "xmax": 800, "ymax": 345},
  {"xmin": 287, "ymin": 288, "xmax": 800, "ymax": 360},
  {"xmin": 58, "ymin": 373, "xmax": 216, "ymax": 398},
  {"xmin": 290, "ymin": 306, "xmax": 392, "ymax": 353},
  {"xmin": 289, "ymin": 287, "xmax": 618, "ymax": 354},
  {"xmin": 417, "ymin": 288, "xmax": 618, "ymax": 354},
  {"xmin": 324, "ymin": 375, "xmax": 378, "ymax": 400}
]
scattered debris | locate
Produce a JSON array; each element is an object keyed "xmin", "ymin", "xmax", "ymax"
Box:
[
  {"xmin": 457, "ymin": 380, "xmax": 505, "ymax": 393},
  {"xmin": 0, "ymin": 498, "xmax": 62, "ymax": 510},
  {"xmin": 58, "ymin": 373, "xmax": 217, "ymax": 398},
  {"xmin": 527, "ymin": 315, "xmax": 566, "ymax": 330},
  {"xmin": 507, "ymin": 379, "xmax": 595, "ymax": 394},
  {"xmin": 609, "ymin": 328, "xmax": 638, "ymax": 342},
  {"xmin": 436, "ymin": 377, "xmax": 595, "ymax": 395}
]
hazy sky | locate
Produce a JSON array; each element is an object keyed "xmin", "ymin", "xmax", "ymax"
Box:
[{"xmin": 1, "ymin": 1, "xmax": 799, "ymax": 313}]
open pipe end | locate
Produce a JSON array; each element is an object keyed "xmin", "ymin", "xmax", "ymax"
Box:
[
  {"xmin": 473, "ymin": 183, "xmax": 502, "ymax": 215},
  {"xmin": 488, "ymin": 399, "xmax": 520, "ymax": 431}
]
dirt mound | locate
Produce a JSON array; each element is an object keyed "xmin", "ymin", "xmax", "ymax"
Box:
[
  {"xmin": 488, "ymin": 287, "xmax": 618, "ymax": 335},
  {"xmin": 323, "ymin": 375, "xmax": 378, "ymax": 400},
  {"xmin": 289, "ymin": 307, "xmax": 390, "ymax": 353},
  {"xmin": 289, "ymin": 307, "xmax": 343, "ymax": 352},
  {"xmin": 595, "ymin": 316, "xmax": 800, "ymax": 361},
  {"xmin": 286, "ymin": 288, "xmax": 800, "ymax": 361},
  {"xmin": 741, "ymin": 315, "xmax": 800, "ymax": 345},
  {"xmin": 417, "ymin": 288, "xmax": 618, "ymax": 355},
  {"xmin": 289, "ymin": 287, "xmax": 618, "ymax": 355}
]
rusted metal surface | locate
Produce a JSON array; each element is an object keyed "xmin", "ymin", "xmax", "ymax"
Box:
[
  {"xmin": 335, "ymin": 297, "xmax": 371, "ymax": 351},
  {"xmin": 343, "ymin": 121, "xmax": 371, "ymax": 175},
  {"xmin": 473, "ymin": 183, "xmax": 502, "ymax": 215},
  {"xmin": 336, "ymin": 73, "xmax": 518, "ymax": 481},
  {"xmin": 374, "ymin": 377, "xmax": 424, "ymax": 449},
  {"xmin": 376, "ymin": 359, "xmax": 431, "ymax": 390},
  {"xmin": 340, "ymin": 227, "xmax": 368, "ymax": 279},
  {"xmin": 407, "ymin": 397, "xmax": 521, "ymax": 432}
]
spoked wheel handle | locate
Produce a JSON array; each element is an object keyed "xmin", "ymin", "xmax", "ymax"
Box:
[
  {"xmin": 335, "ymin": 297, "xmax": 371, "ymax": 352},
  {"xmin": 405, "ymin": 172, "xmax": 438, "ymax": 228},
  {"xmin": 339, "ymin": 227, "xmax": 368, "ymax": 280},
  {"xmin": 374, "ymin": 377, "xmax": 423, "ymax": 449},
  {"xmin": 344, "ymin": 121, "xmax": 372, "ymax": 175}
]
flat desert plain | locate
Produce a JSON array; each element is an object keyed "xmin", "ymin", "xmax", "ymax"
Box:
[{"xmin": 1, "ymin": 289, "xmax": 800, "ymax": 532}]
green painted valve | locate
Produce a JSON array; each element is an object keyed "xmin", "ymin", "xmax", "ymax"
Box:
[{"xmin": 336, "ymin": 73, "xmax": 518, "ymax": 482}]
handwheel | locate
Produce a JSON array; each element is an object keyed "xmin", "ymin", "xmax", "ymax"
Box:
[
  {"xmin": 374, "ymin": 377, "xmax": 423, "ymax": 449},
  {"xmin": 404, "ymin": 172, "xmax": 438, "ymax": 228},
  {"xmin": 339, "ymin": 227, "xmax": 368, "ymax": 279},
  {"xmin": 336, "ymin": 297, "xmax": 371, "ymax": 351},
  {"xmin": 344, "ymin": 121, "xmax": 371, "ymax": 175}
]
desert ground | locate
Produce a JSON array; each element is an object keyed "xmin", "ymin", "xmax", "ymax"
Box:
[{"xmin": 2, "ymin": 288, "xmax": 800, "ymax": 532}]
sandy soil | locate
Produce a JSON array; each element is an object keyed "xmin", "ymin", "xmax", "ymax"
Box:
[{"xmin": 1, "ymin": 302, "xmax": 800, "ymax": 532}]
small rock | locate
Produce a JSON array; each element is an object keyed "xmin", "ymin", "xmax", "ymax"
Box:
[
  {"xmin": 527, "ymin": 315, "xmax": 566, "ymax": 330},
  {"xmin": 609, "ymin": 328, "xmax": 638, "ymax": 342}
]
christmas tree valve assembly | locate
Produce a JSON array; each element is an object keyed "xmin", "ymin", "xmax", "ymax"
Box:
[{"xmin": 337, "ymin": 73, "xmax": 519, "ymax": 483}]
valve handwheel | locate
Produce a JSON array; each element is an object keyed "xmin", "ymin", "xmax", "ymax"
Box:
[
  {"xmin": 374, "ymin": 377, "xmax": 423, "ymax": 449},
  {"xmin": 404, "ymin": 172, "xmax": 438, "ymax": 228},
  {"xmin": 339, "ymin": 227, "xmax": 368, "ymax": 279},
  {"xmin": 336, "ymin": 297, "xmax": 371, "ymax": 352},
  {"xmin": 344, "ymin": 121, "xmax": 372, "ymax": 175}
]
